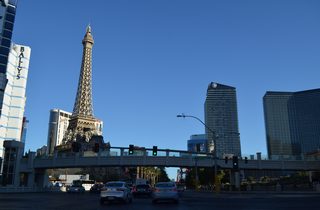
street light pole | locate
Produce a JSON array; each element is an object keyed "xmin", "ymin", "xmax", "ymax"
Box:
[{"xmin": 177, "ymin": 113, "xmax": 219, "ymax": 193}]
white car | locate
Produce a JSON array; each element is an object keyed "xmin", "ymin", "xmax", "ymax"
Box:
[
  {"xmin": 152, "ymin": 182, "xmax": 179, "ymax": 204},
  {"xmin": 100, "ymin": 181, "xmax": 133, "ymax": 205}
]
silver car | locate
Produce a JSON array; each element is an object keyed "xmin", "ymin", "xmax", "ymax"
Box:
[
  {"xmin": 100, "ymin": 181, "xmax": 133, "ymax": 205},
  {"xmin": 152, "ymin": 182, "xmax": 179, "ymax": 204}
]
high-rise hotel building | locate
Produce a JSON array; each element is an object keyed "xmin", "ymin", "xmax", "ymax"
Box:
[
  {"xmin": 46, "ymin": 109, "xmax": 103, "ymax": 155},
  {"xmin": 0, "ymin": 44, "xmax": 31, "ymax": 157},
  {"xmin": 264, "ymin": 89, "xmax": 320, "ymax": 160},
  {"xmin": 204, "ymin": 82, "xmax": 241, "ymax": 158},
  {"xmin": 46, "ymin": 109, "xmax": 72, "ymax": 155},
  {"xmin": 0, "ymin": 1, "xmax": 31, "ymax": 158}
]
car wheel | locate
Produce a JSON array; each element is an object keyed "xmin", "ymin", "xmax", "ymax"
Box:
[
  {"xmin": 124, "ymin": 195, "xmax": 130, "ymax": 204},
  {"xmin": 152, "ymin": 199, "xmax": 157, "ymax": 204},
  {"xmin": 100, "ymin": 199, "xmax": 104, "ymax": 205},
  {"xmin": 174, "ymin": 199, "xmax": 179, "ymax": 204}
]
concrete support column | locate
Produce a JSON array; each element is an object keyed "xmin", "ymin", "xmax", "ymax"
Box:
[
  {"xmin": 276, "ymin": 182, "xmax": 282, "ymax": 192},
  {"xmin": 2, "ymin": 141, "xmax": 24, "ymax": 187},
  {"xmin": 120, "ymin": 148, "xmax": 124, "ymax": 156},
  {"xmin": 230, "ymin": 170, "xmax": 240, "ymax": 190},
  {"xmin": 308, "ymin": 171, "xmax": 313, "ymax": 183},
  {"xmin": 193, "ymin": 157, "xmax": 199, "ymax": 190},
  {"xmin": 34, "ymin": 169, "xmax": 49, "ymax": 189},
  {"xmin": 234, "ymin": 171, "xmax": 240, "ymax": 190},
  {"xmin": 26, "ymin": 152, "xmax": 36, "ymax": 188},
  {"xmin": 229, "ymin": 170, "xmax": 234, "ymax": 190},
  {"xmin": 166, "ymin": 150, "xmax": 170, "ymax": 157},
  {"xmin": 27, "ymin": 171, "xmax": 35, "ymax": 187}
]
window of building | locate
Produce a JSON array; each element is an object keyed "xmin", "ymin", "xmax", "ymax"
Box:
[
  {"xmin": 0, "ymin": 55, "xmax": 8, "ymax": 64},
  {"xmin": 4, "ymin": 21, "xmax": 13, "ymax": 31},
  {"xmin": 0, "ymin": 46, "xmax": 10, "ymax": 56},
  {"xmin": 5, "ymin": 13, "xmax": 14, "ymax": 22},
  {"xmin": 6, "ymin": 5, "xmax": 16, "ymax": 15},
  {"xmin": 0, "ymin": 64, "xmax": 6, "ymax": 73},
  {"xmin": 1, "ymin": 37, "xmax": 11, "ymax": 48},
  {"xmin": 2, "ymin": 29, "xmax": 12, "ymax": 39}
]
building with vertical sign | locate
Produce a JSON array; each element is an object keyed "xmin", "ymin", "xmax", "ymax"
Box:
[{"xmin": 0, "ymin": 44, "xmax": 31, "ymax": 158}]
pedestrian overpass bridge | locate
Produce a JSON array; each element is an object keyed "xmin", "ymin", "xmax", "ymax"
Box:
[
  {"xmin": 21, "ymin": 147, "xmax": 320, "ymax": 172},
  {"xmin": 7, "ymin": 146, "xmax": 320, "ymax": 190}
]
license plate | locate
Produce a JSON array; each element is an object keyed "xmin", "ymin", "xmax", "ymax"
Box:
[{"xmin": 108, "ymin": 197, "xmax": 115, "ymax": 200}]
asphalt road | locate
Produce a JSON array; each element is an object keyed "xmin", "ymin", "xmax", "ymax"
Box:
[{"xmin": 0, "ymin": 191, "xmax": 319, "ymax": 210}]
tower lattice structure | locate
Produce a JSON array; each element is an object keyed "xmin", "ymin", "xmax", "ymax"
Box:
[{"xmin": 62, "ymin": 26, "xmax": 101, "ymax": 145}]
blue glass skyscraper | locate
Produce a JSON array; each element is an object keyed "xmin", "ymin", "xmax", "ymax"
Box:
[
  {"xmin": 0, "ymin": 0, "xmax": 17, "ymax": 114},
  {"xmin": 264, "ymin": 89, "xmax": 320, "ymax": 160}
]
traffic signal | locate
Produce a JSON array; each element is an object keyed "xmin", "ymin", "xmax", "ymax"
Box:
[
  {"xmin": 129, "ymin": 144, "xmax": 134, "ymax": 155},
  {"xmin": 224, "ymin": 156, "xmax": 228, "ymax": 164},
  {"xmin": 94, "ymin": 143, "xmax": 99, "ymax": 153},
  {"xmin": 244, "ymin": 157, "xmax": 248, "ymax": 164},
  {"xmin": 232, "ymin": 156, "xmax": 239, "ymax": 169},
  {"xmin": 152, "ymin": 146, "xmax": 158, "ymax": 156}
]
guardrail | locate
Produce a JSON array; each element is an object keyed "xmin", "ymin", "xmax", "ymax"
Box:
[{"xmin": 0, "ymin": 186, "xmax": 42, "ymax": 193}]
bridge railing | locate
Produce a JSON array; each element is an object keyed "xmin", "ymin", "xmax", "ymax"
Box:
[
  {"xmin": 37, "ymin": 148, "xmax": 320, "ymax": 163},
  {"xmin": 38, "ymin": 147, "xmax": 215, "ymax": 159}
]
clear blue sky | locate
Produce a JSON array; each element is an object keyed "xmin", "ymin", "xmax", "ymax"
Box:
[{"xmin": 13, "ymin": 1, "xmax": 320, "ymax": 158}]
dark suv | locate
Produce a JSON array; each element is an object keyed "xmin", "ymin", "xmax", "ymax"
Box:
[
  {"xmin": 90, "ymin": 183, "xmax": 104, "ymax": 193},
  {"xmin": 132, "ymin": 184, "xmax": 152, "ymax": 197}
]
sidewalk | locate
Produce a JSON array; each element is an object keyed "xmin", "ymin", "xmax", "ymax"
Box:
[{"xmin": 182, "ymin": 190, "xmax": 320, "ymax": 198}]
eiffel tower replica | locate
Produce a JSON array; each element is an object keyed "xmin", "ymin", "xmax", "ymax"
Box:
[{"xmin": 56, "ymin": 25, "xmax": 108, "ymax": 153}]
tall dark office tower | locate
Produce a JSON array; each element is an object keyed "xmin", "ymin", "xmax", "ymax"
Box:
[
  {"xmin": 0, "ymin": 0, "xmax": 17, "ymax": 113},
  {"xmin": 264, "ymin": 89, "xmax": 320, "ymax": 160},
  {"xmin": 204, "ymin": 82, "xmax": 241, "ymax": 158}
]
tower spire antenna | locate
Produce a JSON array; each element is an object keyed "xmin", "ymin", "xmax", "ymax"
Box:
[
  {"xmin": 86, "ymin": 23, "xmax": 91, "ymax": 33},
  {"xmin": 73, "ymin": 26, "xmax": 94, "ymax": 117}
]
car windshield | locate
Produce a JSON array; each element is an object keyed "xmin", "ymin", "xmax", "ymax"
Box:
[
  {"xmin": 106, "ymin": 183, "xmax": 124, "ymax": 188},
  {"xmin": 155, "ymin": 183, "xmax": 175, "ymax": 188}
]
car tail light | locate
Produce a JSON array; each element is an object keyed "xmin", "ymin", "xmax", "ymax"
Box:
[
  {"xmin": 132, "ymin": 186, "xmax": 136, "ymax": 192},
  {"xmin": 172, "ymin": 188, "xmax": 177, "ymax": 192},
  {"xmin": 154, "ymin": 188, "xmax": 160, "ymax": 192}
]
